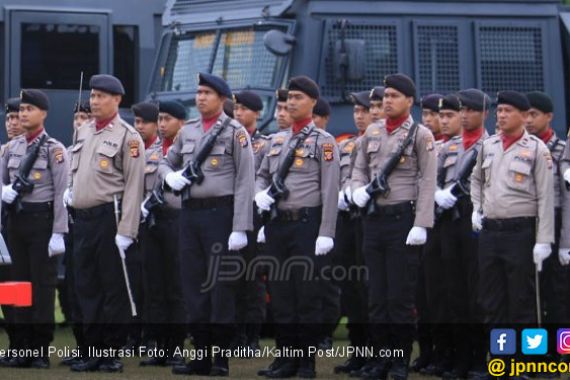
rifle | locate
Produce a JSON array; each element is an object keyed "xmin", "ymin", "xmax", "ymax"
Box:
[
  {"xmin": 362, "ymin": 123, "xmax": 418, "ymax": 215},
  {"xmin": 9, "ymin": 134, "xmax": 48, "ymax": 213},
  {"xmin": 142, "ymin": 183, "xmax": 166, "ymax": 229},
  {"xmin": 434, "ymin": 148, "xmax": 478, "ymax": 221},
  {"xmin": 260, "ymin": 126, "xmax": 313, "ymax": 223},
  {"xmin": 172, "ymin": 118, "xmax": 232, "ymax": 201}
]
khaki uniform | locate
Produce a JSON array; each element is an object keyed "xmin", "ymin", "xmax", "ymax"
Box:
[
  {"xmin": 2, "ymin": 132, "xmax": 69, "ymax": 233},
  {"xmin": 159, "ymin": 113, "xmax": 255, "ymax": 232},
  {"xmin": 143, "ymin": 138, "xmax": 181, "ymax": 210},
  {"xmin": 338, "ymin": 136, "xmax": 358, "ymax": 191},
  {"xmin": 255, "ymin": 124, "xmax": 340, "ymax": 237},
  {"xmin": 251, "ymin": 131, "xmax": 271, "ymax": 173},
  {"xmin": 351, "ymin": 116, "xmax": 437, "ymax": 228},
  {"xmin": 470, "ymin": 131, "xmax": 554, "ymax": 244},
  {"xmin": 69, "ymin": 115, "xmax": 145, "ymax": 238},
  {"xmin": 438, "ymin": 132, "xmax": 488, "ymax": 190}
]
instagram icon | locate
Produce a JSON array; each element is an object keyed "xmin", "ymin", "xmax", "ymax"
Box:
[{"xmin": 557, "ymin": 329, "xmax": 570, "ymax": 354}]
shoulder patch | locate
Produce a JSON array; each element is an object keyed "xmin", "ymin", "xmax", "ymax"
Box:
[
  {"xmin": 53, "ymin": 147, "xmax": 65, "ymax": 164},
  {"xmin": 322, "ymin": 143, "xmax": 334, "ymax": 161},
  {"xmin": 128, "ymin": 139, "xmax": 140, "ymax": 158},
  {"xmin": 544, "ymin": 151, "xmax": 553, "ymax": 170},
  {"xmin": 425, "ymin": 135, "xmax": 434, "ymax": 151},
  {"xmin": 236, "ymin": 130, "xmax": 248, "ymax": 148}
]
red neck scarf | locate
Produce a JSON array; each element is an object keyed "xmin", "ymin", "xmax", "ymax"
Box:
[
  {"xmin": 144, "ymin": 135, "xmax": 158, "ymax": 150},
  {"xmin": 26, "ymin": 128, "xmax": 44, "ymax": 144},
  {"xmin": 202, "ymin": 112, "xmax": 222, "ymax": 133},
  {"xmin": 463, "ymin": 127, "xmax": 484, "ymax": 150},
  {"xmin": 246, "ymin": 126, "xmax": 257, "ymax": 137},
  {"xmin": 538, "ymin": 128, "xmax": 554, "ymax": 145},
  {"xmin": 292, "ymin": 117, "xmax": 313, "ymax": 135},
  {"xmin": 433, "ymin": 133, "xmax": 445, "ymax": 141},
  {"xmin": 442, "ymin": 135, "xmax": 450, "ymax": 143},
  {"xmin": 95, "ymin": 113, "xmax": 117, "ymax": 132},
  {"xmin": 501, "ymin": 129, "xmax": 525, "ymax": 151},
  {"xmin": 386, "ymin": 114, "xmax": 409, "ymax": 134},
  {"xmin": 162, "ymin": 137, "xmax": 173, "ymax": 156}
]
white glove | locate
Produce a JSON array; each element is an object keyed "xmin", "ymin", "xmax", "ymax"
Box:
[
  {"xmin": 352, "ymin": 186, "xmax": 371, "ymax": 208},
  {"xmin": 48, "ymin": 233, "xmax": 65, "ymax": 257},
  {"xmin": 165, "ymin": 170, "xmax": 191, "ymax": 191},
  {"xmin": 140, "ymin": 197, "xmax": 150, "ymax": 219},
  {"xmin": 228, "ymin": 231, "xmax": 248, "ymax": 251},
  {"xmin": 338, "ymin": 190, "xmax": 350, "ymax": 211},
  {"xmin": 254, "ymin": 187, "xmax": 275, "ymax": 211},
  {"xmin": 2, "ymin": 184, "xmax": 18, "ymax": 204},
  {"xmin": 559, "ymin": 248, "xmax": 570, "ymax": 266},
  {"xmin": 434, "ymin": 187, "xmax": 457, "ymax": 210},
  {"xmin": 564, "ymin": 168, "xmax": 570, "ymax": 186},
  {"xmin": 533, "ymin": 243, "xmax": 551, "ymax": 272},
  {"xmin": 315, "ymin": 236, "xmax": 334, "ymax": 256},
  {"xmin": 406, "ymin": 226, "xmax": 427, "ymax": 245},
  {"xmin": 115, "ymin": 234, "xmax": 134, "ymax": 259},
  {"xmin": 344, "ymin": 186, "xmax": 353, "ymax": 204},
  {"xmin": 472, "ymin": 211, "xmax": 483, "ymax": 232},
  {"xmin": 257, "ymin": 226, "xmax": 266, "ymax": 244},
  {"xmin": 63, "ymin": 188, "xmax": 72, "ymax": 207}
]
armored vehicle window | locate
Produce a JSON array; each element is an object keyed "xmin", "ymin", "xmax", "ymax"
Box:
[
  {"xmin": 114, "ymin": 25, "xmax": 138, "ymax": 107},
  {"xmin": 21, "ymin": 23, "xmax": 99, "ymax": 89}
]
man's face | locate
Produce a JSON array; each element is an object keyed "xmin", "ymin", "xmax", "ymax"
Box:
[
  {"xmin": 134, "ymin": 117, "xmax": 158, "ymax": 142},
  {"xmin": 19, "ymin": 104, "xmax": 46, "ymax": 131},
  {"xmin": 525, "ymin": 108, "xmax": 552, "ymax": 136},
  {"xmin": 460, "ymin": 107, "xmax": 486, "ymax": 131},
  {"xmin": 312, "ymin": 114, "xmax": 329, "ymax": 130},
  {"xmin": 234, "ymin": 104, "xmax": 259, "ymax": 130},
  {"xmin": 496, "ymin": 104, "xmax": 527, "ymax": 134},
  {"xmin": 275, "ymin": 101, "xmax": 292, "ymax": 130},
  {"xmin": 5, "ymin": 112, "xmax": 23, "ymax": 140},
  {"xmin": 353, "ymin": 105, "xmax": 371, "ymax": 133},
  {"xmin": 158, "ymin": 113, "xmax": 183, "ymax": 140},
  {"xmin": 369, "ymin": 100, "xmax": 384, "ymax": 122},
  {"xmin": 439, "ymin": 110, "xmax": 462, "ymax": 137},
  {"xmin": 287, "ymin": 91, "xmax": 316, "ymax": 121},
  {"xmin": 383, "ymin": 88, "xmax": 412, "ymax": 119},
  {"xmin": 196, "ymin": 85, "xmax": 224, "ymax": 118},
  {"xmin": 90, "ymin": 90, "xmax": 121, "ymax": 120},
  {"xmin": 422, "ymin": 109, "xmax": 440, "ymax": 135},
  {"xmin": 73, "ymin": 111, "xmax": 90, "ymax": 129}
]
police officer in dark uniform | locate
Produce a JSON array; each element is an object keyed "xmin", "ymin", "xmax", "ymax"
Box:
[{"xmin": 1, "ymin": 89, "xmax": 69, "ymax": 368}]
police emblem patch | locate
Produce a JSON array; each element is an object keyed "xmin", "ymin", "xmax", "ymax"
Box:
[
  {"xmin": 128, "ymin": 140, "xmax": 140, "ymax": 158},
  {"xmin": 237, "ymin": 130, "xmax": 248, "ymax": 148},
  {"xmin": 53, "ymin": 147, "xmax": 64, "ymax": 163},
  {"xmin": 33, "ymin": 172, "xmax": 41, "ymax": 180},
  {"xmin": 323, "ymin": 143, "xmax": 334, "ymax": 161},
  {"xmin": 100, "ymin": 159, "xmax": 109, "ymax": 169}
]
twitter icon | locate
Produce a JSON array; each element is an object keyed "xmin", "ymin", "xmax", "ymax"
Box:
[{"xmin": 522, "ymin": 329, "xmax": 548, "ymax": 355}]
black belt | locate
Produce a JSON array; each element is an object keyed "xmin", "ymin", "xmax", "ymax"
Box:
[
  {"xmin": 370, "ymin": 201, "xmax": 415, "ymax": 217},
  {"xmin": 274, "ymin": 206, "xmax": 321, "ymax": 222},
  {"xmin": 182, "ymin": 195, "xmax": 233, "ymax": 210},
  {"xmin": 73, "ymin": 202, "xmax": 116, "ymax": 220},
  {"xmin": 154, "ymin": 207, "xmax": 180, "ymax": 219},
  {"xmin": 16, "ymin": 201, "xmax": 52, "ymax": 214},
  {"xmin": 483, "ymin": 217, "xmax": 535, "ymax": 232}
]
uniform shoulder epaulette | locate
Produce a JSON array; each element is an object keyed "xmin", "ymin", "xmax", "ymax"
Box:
[
  {"xmin": 271, "ymin": 131, "xmax": 289, "ymax": 144},
  {"xmin": 258, "ymin": 133, "xmax": 271, "ymax": 140},
  {"xmin": 527, "ymin": 134, "xmax": 542, "ymax": 145},
  {"xmin": 313, "ymin": 128, "xmax": 334, "ymax": 140},
  {"xmin": 119, "ymin": 119, "xmax": 138, "ymax": 135},
  {"xmin": 229, "ymin": 118, "xmax": 243, "ymax": 129}
]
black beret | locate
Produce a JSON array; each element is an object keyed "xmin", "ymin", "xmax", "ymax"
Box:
[
  {"xmin": 351, "ymin": 91, "xmax": 371, "ymax": 109},
  {"xmin": 223, "ymin": 99, "xmax": 234, "ymax": 118},
  {"xmin": 5, "ymin": 97, "xmax": 20, "ymax": 113},
  {"xmin": 276, "ymin": 88, "xmax": 288, "ymax": 102},
  {"xmin": 288, "ymin": 76, "xmax": 319, "ymax": 99},
  {"xmin": 457, "ymin": 89, "xmax": 490, "ymax": 111},
  {"xmin": 197, "ymin": 72, "xmax": 232, "ymax": 98},
  {"xmin": 421, "ymin": 93, "xmax": 443, "ymax": 112},
  {"xmin": 439, "ymin": 94, "xmax": 462, "ymax": 112},
  {"xmin": 497, "ymin": 90, "xmax": 530, "ymax": 111},
  {"xmin": 369, "ymin": 86, "xmax": 385, "ymax": 101},
  {"xmin": 89, "ymin": 74, "xmax": 125, "ymax": 95},
  {"xmin": 159, "ymin": 100, "xmax": 187, "ymax": 120},
  {"xmin": 526, "ymin": 91, "xmax": 553, "ymax": 114},
  {"xmin": 313, "ymin": 98, "xmax": 331, "ymax": 117},
  {"xmin": 384, "ymin": 73, "xmax": 416, "ymax": 98},
  {"xmin": 132, "ymin": 102, "xmax": 159, "ymax": 123},
  {"xmin": 73, "ymin": 100, "xmax": 90, "ymax": 114},
  {"xmin": 20, "ymin": 89, "xmax": 49, "ymax": 111},
  {"xmin": 233, "ymin": 90, "xmax": 263, "ymax": 112}
]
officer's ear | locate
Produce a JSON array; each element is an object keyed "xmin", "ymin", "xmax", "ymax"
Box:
[
  {"xmin": 406, "ymin": 96, "xmax": 414, "ymax": 109},
  {"xmin": 112, "ymin": 94, "xmax": 122, "ymax": 107},
  {"xmin": 255, "ymin": 111, "xmax": 261, "ymax": 119},
  {"xmin": 545, "ymin": 112, "xmax": 553, "ymax": 124},
  {"xmin": 40, "ymin": 110, "xmax": 47, "ymax": 121}
]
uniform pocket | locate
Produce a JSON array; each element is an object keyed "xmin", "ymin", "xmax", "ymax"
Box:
[
  {"xmin": 94, "ymin": 145, "xmax": 119, "ymax": 174},
  {"xmin": 482, "ymin": 157, "xmax": 493, "ymax": 186},
  {"xmin": 507, "ymin": 159, "xmax": 532, "ymax": 193},
  {"xmin": 204, "ymin": 144, "xmax": 226, "ymax": 171},
  {"xmin": 70, "ymin": 142, "xmax": 83, "ymax": 172},
  {"xmin": 267, "ymin": 145, "xmax": 283, "ymax": 174}
]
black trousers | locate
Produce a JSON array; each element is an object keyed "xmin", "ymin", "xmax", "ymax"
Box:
[
  {"xmin": 73, "ymin": 203, "xmax": 131, "ymax": 350},
  {"xmin": 335, "ymin": 212, "xmax": 367, "ymax": 348},
  {"xmin": 265, "ymin": 206, "xmax": 324, "ymax": 350},
  {"xmin": 64, "ymin": 221, "xmax": 85, "ymax": 352},
  {"xmin": 7, "ymin": 206, "xmax": 56, "ymax": 352},
  {"xmin": 178, "ymin": 201, "xmax": 235, "ymax": 348},
  {"xmin": 140, "ymin": 208, "xmax": 186, "ymax": 349},
  {"xmin": 362, "ymin": 203, "xmax": 419, "ymax": 360}
]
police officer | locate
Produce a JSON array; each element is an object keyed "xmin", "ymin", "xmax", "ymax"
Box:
[
  {"xmin": 275, "ymin": 88, "xmax": 292, "ymax": 131},
  {"xmin": 422, "ymin": 93, "xmax": 446, "ymax": 151},
  {"xmin": 159, "ymin": 100, "xmax": 186, "ymax": 156},
  {"xmin": 67, "ymin": 74, "xmax": 145, "ymax": 372},
  {"xmin": 4, "ymin": 97, "xmax": 24, "ymax": 143},
  {"xmin": 232, "ymin": 90, "xmax": 269, "ymax": 351},
  {"xmin": 369, "ymin": 86, "xmax": 385, "ymax": 123},
  {"xmin": 161, "ymin": 73, "xmax": 254, "ymax": 377},
  {"xmin": 334, "ymin": 91, "xmax": 371, "ymax": 374},
  {"xmin": 312, "ymin": 98, "xmax": 331, "ymax": 130},
  {"xmin": 351, "ymin": 74, "xmax": 437, "ymax": 380},
  {"xmin": 471, "ymin": 91, "xmax": 554, "ymax": 327},
  {"xmin": 1, "ymin": 89, "xmax": 69, "ymax": 368},
  {"xmin": 436, "ymin": 92, "xmax": 487, "ymax": 379},
  {"xmin": 255, "ymin": 76, "xmax": 339, "ymax": 378},
  {"xmin": 73, "ymin": 100, "xmax": 91, "ymax": 129}
]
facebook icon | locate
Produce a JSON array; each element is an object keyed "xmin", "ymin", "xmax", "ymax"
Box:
[{"xmin": 490, "ymin": 329, "xmax": 517, "ymax": 355}]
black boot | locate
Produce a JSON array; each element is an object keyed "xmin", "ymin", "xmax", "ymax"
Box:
[
  {"xmin": 265, "ymin": 357, "xmax": 299, "ymax": 378},
  {"xmin": 258, "ymin": 357, "xmax": 287, "ymax": 376},
  {"xmin": 172, "ymin": 330, "xmax": 211, "ymax": 376},
  {"xmin": 360, "ymin": 358, "xmax": 392, "ymax": 380},
  {"xmin": 334, "ymin": 355, "xmax": 367, "ymax": 374},
  {"xmin": 70, "ymin": 357, "xmax": 101, "ymax": 372},
  {"xmin": 98, "ymin": 357, "xmax": 123, "ymax": 373},
  {"xmin": 297, "ymin": 355, "xmax": 316, "ymax": 378},
  {"xmin": 210, "ymin": 355, "xmax": 229, "ymax": 377}
]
